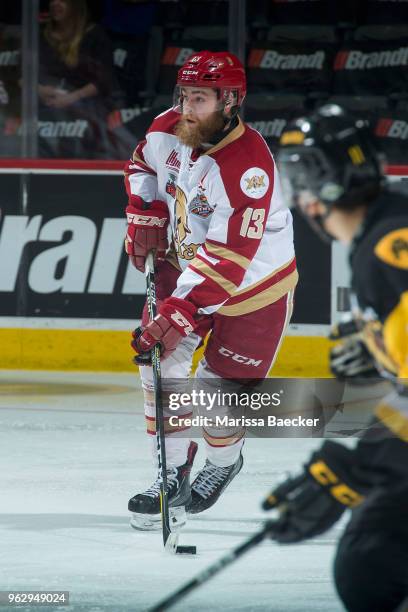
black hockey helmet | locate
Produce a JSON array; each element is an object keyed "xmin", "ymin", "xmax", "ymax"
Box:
[{"xmin": 276, "ymin": 104, "xmax": 383, "ymax": 217}]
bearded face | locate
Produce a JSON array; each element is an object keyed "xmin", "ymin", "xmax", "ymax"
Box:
[{"xmin": 174, "ymin": 111, "xmax": 225, "ymax": 148}]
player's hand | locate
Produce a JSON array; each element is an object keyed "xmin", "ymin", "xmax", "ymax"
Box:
[
  {"xmin": 46, "ymin": 91, "xmax": 79, "ymax": 109},
  {"xmin": 262, "ymin": 441, "xmax": 366, "ymax": 543},
  {"xmin": 131, "ymin": 297, "xmax": 197, "ymax": 364},
  {"xmin": 125, "ymin": 199, "xmax": 169, "ymax": 272},
  {"xmin": 329, "ymin": 337, "xmax": 379, "ymax": 384},
  {"xmin": 361, "ymin": 320, "xmax": 398, "ymax": 379},
  {"xmin": 329, "ymin": 319, "xmax": 363, "ymax": 340}
]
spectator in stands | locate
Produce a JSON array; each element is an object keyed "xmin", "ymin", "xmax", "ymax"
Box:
[
  {"xmin": 38, "ymin": 0, "xmax": 116, "ymax": 157},
  {"xmin": 39, "ymin": 0, "xmax": 113, "ymax": 109}
]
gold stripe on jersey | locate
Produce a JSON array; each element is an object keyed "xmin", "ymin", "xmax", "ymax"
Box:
[
  {"xmin": 376, "ymin": 404, "xmax": 408, "ymax": 442},
  {"xmin": 130, "ymin": 151, "xmax": 155, "ymax": 173},
  {"xmin": 204, "ymin": 242, "xmax": 251, "ymax": 269},
  {"xmin": 191, "ymin": 258, "xmax": 238, "ymax": 295},
  {"xmin": 219, "ymin": 269, "xmax": 298, "ymax": 316},
  {"xmin": 229, "ymin": 256, "xmax": 296, "ymax": 297},
  {"xmin": 374, "ymin": 228, "xmax": 408, "ymax": 270},
  {"xmin": 205, "ymin": 118, "xmax": 245, "ymax": 156},
  {"xmin": 362, "ymin": 320, "xmax": 399, "ymax": 376}
]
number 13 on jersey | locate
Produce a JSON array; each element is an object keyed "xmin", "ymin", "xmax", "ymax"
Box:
[{"xmin": 239, "ymin": 207, "xmax": 266, "ymax": 239}]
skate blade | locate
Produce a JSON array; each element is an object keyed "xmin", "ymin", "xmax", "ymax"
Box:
[
  {"xmin": 129, "ymin": 506, "xmax": 187, "ymax": 532},
  {"xmin": 130, "ymin": 513, "xmax": 161, "ymax": 531}
]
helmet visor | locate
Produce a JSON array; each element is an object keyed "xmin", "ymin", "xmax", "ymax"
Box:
[
  {"xmin": 277, "ymin": 148, "xmax": 335, "ymax": 243},
  {"xmin": 173, "ymin": 85, "xmax": 240, "ymax": 115},
  {"xmin": 277, "ymin": 147, "xmax": 344, "ymax": 210},
  {"xmin": 277, "ymin": 149, "xmax": 318, "ymax": 210}
]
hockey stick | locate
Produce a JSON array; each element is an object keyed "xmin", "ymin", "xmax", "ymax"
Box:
[
  {"xmin": 145, "ymin": 253, "xmax": 195, "ymax": 555},
  {"xmin": 148, "ymin": 520, "xmax": 275, "ymax": 611},
  {"xmin": 145, "ymin": 252, "xmax": 177, "ymax": 553}
]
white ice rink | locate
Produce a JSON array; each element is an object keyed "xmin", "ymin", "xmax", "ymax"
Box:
[{"xmin": 1, "ymin": 370, "xmax": 386, "ymax": 612}]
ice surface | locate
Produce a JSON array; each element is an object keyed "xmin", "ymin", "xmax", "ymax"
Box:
[{"xmin": 0, "ymin": 370, "xmax": 371, "ymax": 611}]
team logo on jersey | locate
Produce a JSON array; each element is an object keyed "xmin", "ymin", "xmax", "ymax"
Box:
[
  {"xmin": 189, "ymin": 183, "xmax": 214, "ymax": 218},
  {"xmin": 240, "ymin": 167, "xmax": 269, "ymax": 199},
  {"xmin": 166, "ymin": 173, "xmax": 177, "ymax": 198},
  {"xmin": 174, "ymin": 185, "xmax": 200, "ymax": 260},
  {"xmin": 165, "ymin": 149, "xmax": 181, "ymax": 170},
  {"xmin": 374, "ymin": 228, "xmax": 408, "ymax": 270}
]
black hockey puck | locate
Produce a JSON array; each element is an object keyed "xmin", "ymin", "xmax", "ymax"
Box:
[{"xmin": 176, "ymin": 545, "xmax": 197, "ymax": 555}]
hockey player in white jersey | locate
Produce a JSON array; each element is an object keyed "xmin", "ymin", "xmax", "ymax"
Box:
[{"xmin": 124, "ymin": 51, "xmax": 297, "ymax": 530}]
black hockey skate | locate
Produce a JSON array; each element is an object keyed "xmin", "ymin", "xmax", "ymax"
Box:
[
  {"xmin": 129, "ymin": 441, "xmax": 197, "ymax": 531},
  {"xmin": 187, "ymin": 452, "xmax": 243, "ymax": 514}
]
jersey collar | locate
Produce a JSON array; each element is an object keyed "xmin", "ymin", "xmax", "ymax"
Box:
[{"xmin": 204, "ymin": 117, "xmax": 245, "ymax": 156}]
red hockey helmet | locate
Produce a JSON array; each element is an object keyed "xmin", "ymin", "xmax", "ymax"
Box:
[{"xmin": 175, "ymin": 50, "xmax": 246, "ymax": 114}]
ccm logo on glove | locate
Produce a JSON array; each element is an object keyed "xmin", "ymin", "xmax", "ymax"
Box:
[
  {"xmin": 131, "ymin": 297, "xmax": 198, "ymax": 364},
  {"xmin": 170, "ymin": 310, "xmax": 195, "ymax": 335},
  {"xmin": 126, "ymin": 212, "xmax": 168, "ymax": 227},
  {"xmin": 124, "ymin": 198, "xmax": 169, "ymax": 272},
  {"xmin": 309, "ymin": 460, "xmax": 364, "ymax": 507}
]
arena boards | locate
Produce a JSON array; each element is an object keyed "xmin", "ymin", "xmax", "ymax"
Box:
[{"xmin": 0, "ymin": 161, "xmax": 405, "ymax": 375}]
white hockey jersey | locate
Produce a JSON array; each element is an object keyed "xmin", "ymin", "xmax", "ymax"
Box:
[{"xmin": 124, "ymin": 108, "xmax": 297, "ymax": 316}]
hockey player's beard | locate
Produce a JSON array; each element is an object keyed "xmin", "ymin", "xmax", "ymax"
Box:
[{"xmin": 175, "ymin": 112, "xmax": 225, "ymax": 148}]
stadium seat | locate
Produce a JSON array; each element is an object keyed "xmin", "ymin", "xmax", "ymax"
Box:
[
  {"xmin": 247, "ymin": 0, "xmax": 270, "ymax": 30},
  {"xmin": 267, "ymin": 25, "xmax": 337, "ymax": 43},
  {"xmin": 155, "ymin": 0, "xmax": 187, "ymax": 29},
  {"xmin": 105, "ymin": 18, "xmax": 174, "ymax": 157},
  {"xmin": 359, "ymin": 0, "xmax": 408, "ymax": 25},
  {"xmin": 326, "ymin": 95, "xmax": 388, "ymax": 112},
  {"xmin": 247, "ymin": 26, "xmax": 337, "ymax": 96},
  {"xmin": 185, "ymin": 0, "xmax": 229, "ymax": 26},
  {"xmin": 110, "ymin": 31, "xmax": 153, "ymax": 106},
  {"xmin": 332, "ymin": 29, "xmax": 408, "ymax": 96},
  {"xmin": 354, "ymin": 25, "xmax": 408, "ymax": 41},
  {"xmin": 269, "ymin": 0, "xmax": 334, "ymax": 25},
  {"xmin": 181, "ymin": 25, "xmax": 228, "ymax": 48}
]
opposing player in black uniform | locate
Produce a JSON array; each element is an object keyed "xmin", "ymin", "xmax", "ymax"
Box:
[{"xmin": 263, "ymin": 104, "xmax": 408, "ymax": 612}]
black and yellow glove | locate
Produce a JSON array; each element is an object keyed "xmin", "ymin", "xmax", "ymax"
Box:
[
  {"xmin": 262, "ymin": 441, "xmax": 367, "ymax": 543},
  {"xmin": 329, "ymin": 317, "xmax": 398, "ymax": 383},
  {"xmin": 329, "ymin": 337, "xmax": 379, "ymax": 383}
]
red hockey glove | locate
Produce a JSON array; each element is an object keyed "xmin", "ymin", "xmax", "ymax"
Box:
[
  {"xmin": 125, "ymin": 198, "xmax": 169, "ymax": 272},
  {"xmin": 131, "ymin": 297, "xmax": 198, "ymax": 364}
]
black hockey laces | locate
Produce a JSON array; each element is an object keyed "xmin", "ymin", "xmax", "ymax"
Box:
[{"xmin": 192, "ymin": 462, "xmax": 230, "ymax": 499}]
